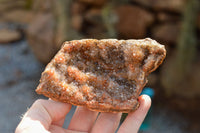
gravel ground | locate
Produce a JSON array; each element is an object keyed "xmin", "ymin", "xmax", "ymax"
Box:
[
  {"xmin": 0, "ymin": 40, "xmax": 188, "ymax": 133},
  {"xmin": 0, "ymin": 40, "xmax": 44, "ymax": 132}
]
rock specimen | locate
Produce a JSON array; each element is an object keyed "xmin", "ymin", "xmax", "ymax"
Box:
[
  {"xmin": 36, "ymin": 38, "xmax": 166, "ymax": 112},
  {"xmin": 0, "ymin": 29, "xmax": 22, "ymax": 44}
]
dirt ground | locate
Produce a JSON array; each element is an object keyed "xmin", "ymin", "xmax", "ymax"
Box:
[{"xmin": 0, "ymin": 40, "xmax": 190, "ymax": 133}]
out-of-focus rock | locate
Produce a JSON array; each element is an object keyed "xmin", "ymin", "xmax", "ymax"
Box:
[
  {"xmin": 161, "ymin": 57, "xmax": 200, "ymax": 98},
  {"xmin": 146, "ymin": 73, "xmax": 159, "ymax": 87},
  {"xmin": 27, "ymin": 14, "xmax": 56, "ymax": 64},
  {"xmin": 71, "ymin": 15, "xmax": 83, "ymax": 31},
  {"xmin": 197, "ymin": 14, "xmax": 200, "ymax": 30},
  {"xmin": 71, "ymin": 1, "xmax": 86, "ymax": 15},
  {"xmin": 0, "ymin": 0, "xmax": 27, "ymax": 12},
  {"xmin": 157, "ymin": 12, "xmax": 180, "ymax": 22},
  {"xmin": 0, "ymin": 29, "xmax": 22, "ymax": 44},
  {"xmin": 84, "ymin": 8, "xmax": 107, "ymax": 38},
  {"xmin": 160, "ymin": 0, "xmax": 200, "ymax": 99},
  {"xmin": 115, "ymin": 5, "xmax": 154, "ymax": 39},
  {"xmin": 2, "ymin": 10, "xmax": 34, "ymax": 24},
  {"xmin": 152, "ymin": 23, "xmax": 180, "ymax": 44},
  {"xmin": 71, "ymin": 1, "xmax": 85, "ymax": 31},
  {"xmin": 78, "ymin": 0, "xmax": 107, "ymax": 6},
  {"xmin": 27, "ymin": 0, "xmax": 82, "ymax": 64},
  {"xmin": 85, "ymin": 25, "xmax": 107, "ymax": 39},
  {"xmin": 132, "ymin": 0, "xmax": 186, "ymax": 13},
  {"xmin": 85, "ymin": 9, "xmax": 103, "ymax": 25},
  {"xmin": 32, "ymin": 0, "xmax": 54, "ymax": 12}
]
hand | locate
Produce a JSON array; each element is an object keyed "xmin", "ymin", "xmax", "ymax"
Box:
[{"xmin": 16, "ymin": 95, "xmax": 151, "ymax": 133}]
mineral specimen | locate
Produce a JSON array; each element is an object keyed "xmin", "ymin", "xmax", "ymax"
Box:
[{"xmin": 36, "ymin": 38, "xmax": 166, "ymax": 112}]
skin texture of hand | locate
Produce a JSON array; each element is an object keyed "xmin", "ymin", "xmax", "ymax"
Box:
[{"xmin": 15, "ymin": 95, "xmax": 151, "ymax": 133}]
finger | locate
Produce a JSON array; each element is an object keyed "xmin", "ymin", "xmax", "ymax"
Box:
[
  {"xmin": 118, "ymin": 95, "xmax": 151, "ymax": 133},
  {"xmin": 91, "ymin": 112, "xmax": 122, "ymax": 133},
  {"xmin": 68, "ymin": 106, "xmax": 99, "ymax": 132},
  {"xmin": 47, "ymin": 98, "xmax": 67, "ymax": 127},
  {"xmin": 66, "ymin": 129, "xmax": 88, "ymax": 133},
  {"xmin": 52, "ymin": 117, "xmax": 66, "ymax": 127},
  {"xmin": 50, "ymin": 125, "xmax": 88, "ymax": 133},
  {"xmin": 49, "ymin": 125, "xmax": 67, "ymax": 133},
  {"xmin": 16, "ymin": 99, "xmax": 72, "ymax": 132}
]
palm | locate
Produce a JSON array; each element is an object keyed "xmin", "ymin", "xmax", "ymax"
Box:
[{"xmin": 16, "ymin": 95, "xmax": 151, "ymax": 133}]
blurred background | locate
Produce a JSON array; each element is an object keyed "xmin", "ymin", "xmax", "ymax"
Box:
[{"xmin": 0, "ymin": 0, "xmax": 200, "ymax": 132}]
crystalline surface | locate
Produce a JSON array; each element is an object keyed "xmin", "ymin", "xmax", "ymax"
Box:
[{"xmin": 36, "ymin": 38, "xmax": 166, "ymax": 112}]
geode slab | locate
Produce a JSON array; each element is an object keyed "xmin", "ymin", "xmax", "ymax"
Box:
[{"xmin": 36, "ymin": 38, "xmax": 166, "ymax": 113}]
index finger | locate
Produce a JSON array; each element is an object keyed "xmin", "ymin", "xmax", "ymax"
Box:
[
  {"xmin": 16, "ymin": 99, "xmax": 72, "ymax": 132},
  {"xmin": 118, "ymin": 95, "xmax": 151, "ymax": 133}
]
